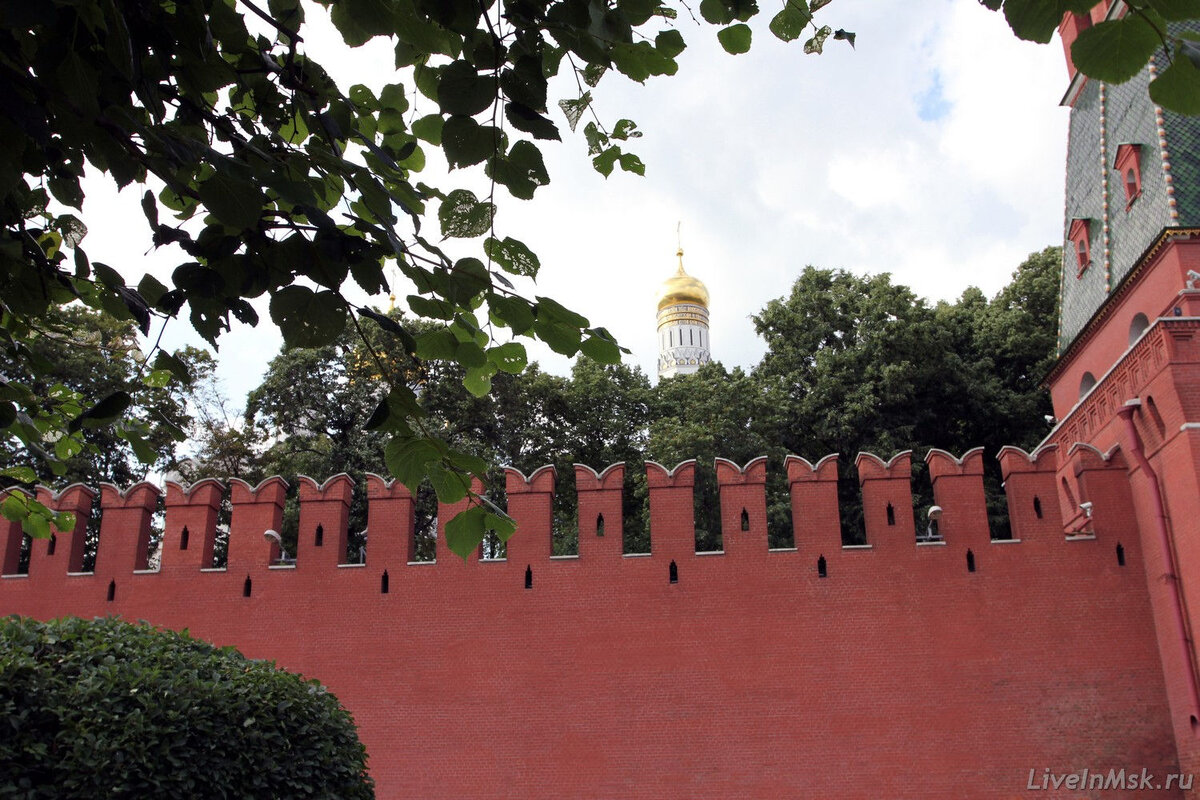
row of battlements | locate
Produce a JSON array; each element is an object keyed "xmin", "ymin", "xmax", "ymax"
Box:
[{"xmin": 0, "ymin": 444, "xmax": 1137, "ymax": 581}]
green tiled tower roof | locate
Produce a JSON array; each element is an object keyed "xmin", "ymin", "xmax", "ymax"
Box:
[{"xmin": 1056, "ymin": 20, "xmax": 1200, "ymax": 353}]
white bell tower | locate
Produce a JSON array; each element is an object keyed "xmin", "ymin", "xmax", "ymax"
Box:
[{"xmin": 656, "ymin": 247, "xmax": 710, "ymax": 379}]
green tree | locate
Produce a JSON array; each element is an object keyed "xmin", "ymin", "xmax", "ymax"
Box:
[
  {"xmin": 649, "ymin": 363, "xmax": 775, "ymax": 551},
  {"xmin": 750, "ymin": 257, "xmax": 1059, "ymax": 543},
  {"xmin": 558, "ymin": 358, "xmax": 652, "ymax": 553},
  {"xmin": 0, "ymin": 305, "xmax": 204, "ymax": 487},
  {"xmin": 0, "ymin": 616, "xmax": 373, "ymax": 799}
]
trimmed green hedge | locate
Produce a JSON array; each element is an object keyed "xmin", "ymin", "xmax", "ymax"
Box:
[{"xmin": 0, "ymin": 616, "xmax": 373, "ymax": 799}]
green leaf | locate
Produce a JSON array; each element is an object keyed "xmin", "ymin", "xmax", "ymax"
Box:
[
  {"xmin": 54, "ymin": 435, "xmax": 84, "ymax": 461},
  {"xmin": 505, "ymin": 104, "xmax": 561, "ymax": 141},
  {"xmin": 487, "ymin": 141, "xmax": 550, "ymax": 200},
  {"xmin": 444, "ymin": 504, "xmax": 487, "ymax": 559},
  {"xmin": 0, "ymin": 494, "xmax": 28, "ymax": 523},
  {"xmin": 770, "ymin": 1, "xmax": 812, "ymax": 42},
  {"xmin": 593, "ymin": 146, "xmax": 620, "ymax": 177},
  {"xmin": 69, "ymin": 391, "xmax": 132, "ymax": 432},
  {"xmin": 1145, "ymin": 0, "xmax": 1197, "ymax": 20},
  {"xmin": 488, "ymin": 342, "xmax": 528, "ymax": 373},
  {"xmin": 804, "ymin": 24, "xmax": 831, "ymax": 54},
  {"xmin": 0, "ymin": 466, "xmax": 38, "ymax": 484},
  {"xmin": 21, "ymin": 509, "xmax": 50, "ymax": 539},
  {"xmin": 558, "ymin": 93, "xmax": 592, "ymax": 133},
  {"xmin": 142, "ymin": 369, "xmax": 174, "ymax": 389},
  {"xmin": 269, "ymin": 286, "xmax": 347, "ymax": 347},
  {"xmin": 412, "ymin": 114, "xmax": 445, "ymax": 145},
  {"xmin": 442, "ymin": 115, "xmax": 499, "ymax": 168},
  {"xmin": 329, "ymin": 0, "xmax": 399, "ymax": 46},
  {"xmin": 438, "ymin": 189, "xmax": 495, "ymax": 238},
  {"xmin": 580, "ymin": 333, "xmax": 622, "ymax": 364},
  {"xmin": 618, "ymin": 152, "xmax": 645, "ymax": 176},
  {"xmin": 489, "ymin": 295, "xmax": 536, "ymax": 334},
  {"xmin": 1071, "ymin": 17, "xmax": 1161, "ymax": 84},
  {"xmin": 152, "ymin": 351, "xmax": 193, "ymax": 384},
  {"xmin": 718, "ymin": 23, "xmax": 753, "ymax": 55},
  {"xmin": 1149, "ymin": 56, "xmax": 1200, "ymax": 115},
  {"xmin": 1002, "ymin": 0, "xmax": 1063, "ymax": 43},
  {"xmin": 700, "ymin": 0, "xmax": 735, "ymax": 25},
  {"xmin": 428, "ymin": 464, "xmax": 471, "ymax": 504},
  {"xmin": 364, "ymin": 396, "xmax": 390, "ymax": 432},
  {"xmin": 456, "ymin": 340, "xmax": 488, "ymax": 368},
  {"xmin": 408, "ymin": 294, "xmax": 456, "ymax": 320},
  {"xmin": 486, "ymin": 511, "xmax": 518, "ymax": 543},
  {"xmin": 484, "ymin": 236, "xmax": 541, "ymax": 277},
  {"xmin": 618, "ymin": 0, "xmax": 657, "ymax": 25},
  {"xmin": 384, "ymin": 435, "xmax": 442, "ymax": 491},
  {"xmin": 1003, "ymin": 0, "xmax": 1093, "ymax": 44},
  {"xmin": 612, "ymin": 119, "xmax": 641, "ymax": 141},
  {"xmin": 537, "ymin": 296, "xmax": 589, "ymax": 328},
  {"xmin": 198, "ymin": 171, "xmax": 264, "ymax": 231},
  {"xmin": 126, "ymin": 431, "xmax": 157, "ymax": 464},
  {"xmin": 449, "ymin": 257, "xmax": 492, "ymax": 300},
  {"xmin": 656, "ymin": 29, "xmax": 687, "ymax": 58},
  {"xmin": 137, "ymin": 274, "xmax": 169, "ymax": 308},
  {"xmin": 535, "ymin": 318, "xmax": 582, "ymax": 355},
  {"xmin": 437, "ymin": 60, "xmax": 496, "ymax": 116},
  {"xmin": 463, "ymin": 365, "xmax": 493, "ymax": 396},
  {"xmin": 52, "ymin": 511, "xmax": 76, "ymax": 534},
  {"xmin": 415, "ymin": 328, "xmax": 459, "ymax": 359}
]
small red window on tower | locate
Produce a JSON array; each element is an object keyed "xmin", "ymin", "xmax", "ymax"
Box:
[
  {"xmin": 1068, "ymin": 218, "xmax": 1092, "ymax": 277},
  {"xmin": 1114, "ymin": 143, "xmax": 1143, "ymax": 209}
]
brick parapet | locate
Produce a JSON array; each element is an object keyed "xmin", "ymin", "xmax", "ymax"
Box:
[
  {"xmin": 575, "ymin": 463, "xmax": 624, "ymax": 560},
  {"xmin": 162, "ymin": 479, "xmax": 223, "ymax": 572},
  {"xmin": 95, "ymin": 482, "xmax": 159, "ymax": 576},
  {"xmin": 0, "ymin": 446, "xmax": 1176, "ymax": 800}
]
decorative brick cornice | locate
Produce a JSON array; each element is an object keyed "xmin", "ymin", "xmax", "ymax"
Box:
[
  {"xmin": 1046, "ymin": 318, "xmax": 1199, "ymax": 449},
  {"xmin": 1046, "ymin": 227, "xmax": 1200, "ymax": 385}
]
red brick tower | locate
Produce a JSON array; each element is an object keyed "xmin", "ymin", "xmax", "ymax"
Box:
[{"xmin": 1047, "ymin": 1, "xmax": 1200, "ymax": 772}]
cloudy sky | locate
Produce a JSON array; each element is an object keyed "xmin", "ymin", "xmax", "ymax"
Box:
[{"xmin": 81, "ymin": 0, "xmax": 1071, "ymax": 403}]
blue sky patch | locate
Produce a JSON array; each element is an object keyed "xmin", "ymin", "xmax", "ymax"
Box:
[{"xmin": 917, "ymin": 70, "xmax": 951, "ymax": 121}]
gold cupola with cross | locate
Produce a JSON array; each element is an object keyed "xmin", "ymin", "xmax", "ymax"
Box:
[{"xmin": 656, "ymin": 247, "xmax": 711, "ymax": 379}]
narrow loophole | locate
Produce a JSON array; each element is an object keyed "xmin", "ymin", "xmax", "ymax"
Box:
[
  {"xmin": 524, "ymin": 565, "xmax": 533, "ymax": 590},
  {"xmin": 886, "ymin": 503, "xmax": 895, "ymax": 526},
  {"xmin": 1033, "ymin": 496, "xmax": 1043, "ymax": 519},
  {"xmin": 1191, "ymin": 714, "xmax": 1198, "ymax": 731},
  {"xmin": 314, "ymin": 524, "xmax": 324, "ymax": 547},
  {"xmin": 669, "ymin": 560, "xmax": 678, "ymax": 584},
  {"xmin": 47, "ymin": 533, "xmax": 56, "ymax": 556},
  {"xmin": 1116, "ymin": 543, "xmax": 1126, "ymax": 567},
  {"xmin": 380, "ymin": 570, "xmax": 390, "ymax": 594},
  {"xmin": 243, "ymin": 576, "xmax": 252, "ymax": 597},
  {"xmin": 180, "ymin": 526, "xmax": 189, "ymax": 551},
  {"xmin": 740, "ymin": 508, "xmax": 750, "ymax": 531},
  {"xmin": 106, "ymin": 580, "xmax": 116, "ymax": 602},
  {"xmin": 817, "ymin": 555, "xmax": 827, "ymax": 578},
  {"xmin": 596, "ymin": 513, "xmax": 605, "ymax": 537},
  {"xmin": 966, "ymin": 549, "xmax": 976, "ymax": 573}
]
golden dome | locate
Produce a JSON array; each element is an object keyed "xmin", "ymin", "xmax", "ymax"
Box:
[{"xmin": 656, "ymin": 249, "xmax": 709, "ymax": 311}]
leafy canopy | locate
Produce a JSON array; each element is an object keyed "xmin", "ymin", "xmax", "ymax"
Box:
[{"xmin": 0, "ymin": 0, "xmax": 849, "ymax": 555}]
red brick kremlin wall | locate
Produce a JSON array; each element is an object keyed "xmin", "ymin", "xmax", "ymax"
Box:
[{"xmin": 0, "ymin": 447, "xmax": 1184, "ymax": 799}]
